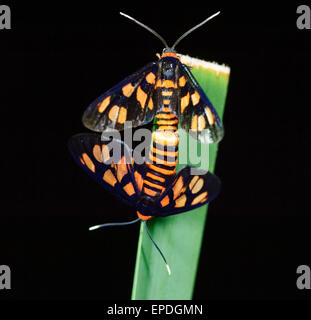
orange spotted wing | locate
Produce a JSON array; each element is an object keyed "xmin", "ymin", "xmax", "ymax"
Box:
[
  {"xmin": 68, "ymin": 133, "xmax": 140, "ymax": 206},
  {"xmin": 82, "ymin": 63, "xmax": 158, "ymax": 132},
  {"xmin": 177, "ymin": 63, "xmax": 224, "ymax": 143},
  {"xmin": 137, "ymin": 166, "xmax": 221, "ymax": 217}
]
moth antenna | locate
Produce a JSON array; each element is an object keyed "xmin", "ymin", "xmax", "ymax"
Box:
[
  {"xmin": 89, "ymin": 218, "xmax": 141, "ymax": 231},
  {"xmin": 144, "ymin": 221, "xmax": 171, "ymax": 275},
  {"xmin": 172, "ymin": 11, "xmax": 220, "ymax": 49},
  {"xmin": 120, "ymin": 12, "xmax": 169, "ymax": 49}
]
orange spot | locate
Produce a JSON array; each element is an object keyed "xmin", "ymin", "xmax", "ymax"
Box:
[
  {"xmin": 146, "ymin": 172, "xmax": 165, "ymax": 183},
  {"xmin": 144, "ymin": 187, "xmax": 158, "ymax": 197},
  {"xmin": 162, "ymin": 107, "xmax": 171, "ymax": 113},
  {"xmin": 205, "ymin": 107, "xmax": 215, "ymax": 126},
  {"xmin": 155, "ymin": 79, "xmax": 162, "ymax": 89},
  {"xmin": 117, "ymin": 106, "xmax": 127, "ymax": 124},
  {"xmin": 98, "ymin": 96, "xmax": 111, "ymax": 113},
  {"xmin": 82, "ymin": 153, "xmax": 95, "ymax": 172},
  {"xmin": 162, "ymin": 91, "xmax": 173, "ymax": 96},
  {"xmin": 116, "ymin": 156, "xmax": 128, "ymax": 182},
  {"xmin": 172, "ymin": 176, "xmax": 184, "ymax": 200},
  {"xmin": 134, "ymin": 171, "xmax": 143, "ymax": 191},
  {"xmin": 191, "ymin": 91, "xmax": 200, "ymax": 106},
  {"xmin": 145, "ymin": 72, "xmax": 156, "ymax": 84},
  {"xmin": 181, "ymin": 92, "xmax": 190, "ymax": 113},
  {"xmin": 148, "ymin": 164, "xmax": 175, "ymax": 175},
  {"xmin": 122, "ymin": 83, "xmax": 135, "ymax": 97},
  {"xmin": 175, "ymin": 194, "xmax": 187, "ymax": 208},
  {"xmin": 179, "ymin": 76, "xmax": 186, "ymax": 87},
  {"xmin": 162, "ymin": 80, "xmax": 176, "ymax": 88},
  {"xmin": 136, "ymin": 86, "xmax": 147, "ymax": 109},
  {"xmin": 137, "ymin": 211, "xmax": 152, "ymax": 221},
  {"xmin": 108, "ymin": 105, "xmax": 119, "ymax": 122},
  {"xmin": 93, "ymin": 145, "xmax": 102, "ymax": 163},
  {"xmin": 147, "ymin": 98, "xmax": 153, "ymax": 110},
  {"xmin": 156, "ymin": 79, "xmax": 176, "ymax": 88},
  {"xmin": 200, "ymin": 197, "xmax": 208, "ymax": 203},
  {"xmin": 80, "ymin": 157, "xmax": 85, "ymax": 165},
  {"xmin": 191, "ymin": 115, "xmax": 198, "ymax": 130},
  {"xmin": 191, "ymin": 177, "xmax": 204, "ymax": 194},
  {"xmin": 189, "ymin": 176, "xmax": 199, "ymax": 191},
  {"xmin": 103, "ymin": 169, "xmax": 117, "ymax": 186},
  {"xmin": 161, "ymin": 51, "xmax": 179, "ymax": 59},
  {"xmin": 160, "ymin": 195, "xmax": 170, "ymax": 207},
  {"xmin": 102, "ymin": 144, "xmax": 110, "ymax": 162},
  {"xmin": 123, "ymin": 182, "xmax": 135, "ymax": 196},
  {"xmin": 191, "ymin": 191, "xmax": 208, "ymax": 205},
  {"xmin": 163, "ymin": 99, "xmax": 171, "ymax": 105},
  {"xmin": 198, "ymin": 115, "xmax": 206, "ymax": 131}
]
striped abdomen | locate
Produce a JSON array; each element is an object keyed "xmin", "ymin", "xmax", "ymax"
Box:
[{"xmin": 142, "ymin": 108, "xmax": 179, "ymax": 199}]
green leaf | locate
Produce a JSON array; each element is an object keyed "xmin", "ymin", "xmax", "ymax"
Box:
[{"xmin": 131, "ymin": 55, "xmax": 230, "ymax": 300}]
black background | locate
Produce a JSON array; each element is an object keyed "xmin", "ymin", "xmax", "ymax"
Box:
[{"xmin": 0, "ymin": 2, "xmax": 310, "ymax": 300}]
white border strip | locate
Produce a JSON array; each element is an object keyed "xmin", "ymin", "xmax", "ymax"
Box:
[{"xmin": 179, "ymin": 54, "xmax": 230, "ymax": 76}]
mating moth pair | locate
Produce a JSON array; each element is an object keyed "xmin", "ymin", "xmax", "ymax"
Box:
[{"xmin": 69, "ymin": 12, "xmax": 224, "ymax": 274}]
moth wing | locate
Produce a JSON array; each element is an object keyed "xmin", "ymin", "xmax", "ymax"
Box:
[
  {"xmin": 178, "ymin": 63, "xmax": 224, "ymax": 144},
  {"xmin": 68, "ymin": 133, "xmax": 141, "ymax": 206},
  {"xmin": 153, "ymin": 166, "xmax": 221, "ymax": 217},
  {"xmin": 82, "ymin": 62, "xmax": 159, "ymax": 132}
]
